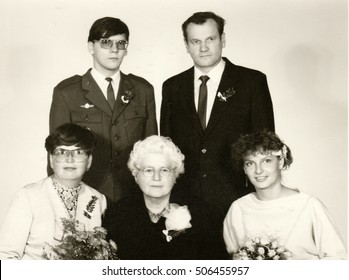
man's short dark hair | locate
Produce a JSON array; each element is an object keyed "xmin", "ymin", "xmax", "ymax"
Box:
[
  {"xmin": 182, "ymin": 11, "xmax": 225, "ymax": 42},
  {"xmin": 88, "ymin": 17, "xmax": 129, "ymax": 42}
]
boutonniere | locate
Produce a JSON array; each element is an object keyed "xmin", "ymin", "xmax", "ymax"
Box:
[
  {"xmin": 80, "ymin": 103, "xmax": 95, "ymax": 109},
  {"xmin": 121, "ymin": 90, "xmax": 135, "ymax": 104},
  {"xmin": 83, "ymin": 195, "xmax": 98, "ymax": 219},
  {"xmin": 217, "ymin": 87, "xmax": 236, "ymax": 102},
  {"xmin": 162, "ymin": 203, "xmax": 192, "ymax": 242}
]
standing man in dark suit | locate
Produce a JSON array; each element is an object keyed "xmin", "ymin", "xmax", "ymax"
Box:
[
  {"xmin": 160, "ymin": 12, "xmax": 274, "ymax": 214},
  {"xmin": 49, "ymin": 17, "xmax": 158, "ymax": 203}
]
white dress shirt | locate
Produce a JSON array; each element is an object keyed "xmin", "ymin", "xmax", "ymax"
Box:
[
  {"xmin": 91, "ymin": 68, "xmax": 121, "ymax": 100},
  {"xmin": 194, "ymin": 59, "xmax": 226, "ymax": 126}
]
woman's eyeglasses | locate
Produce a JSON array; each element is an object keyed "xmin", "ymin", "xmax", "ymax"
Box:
[
  {"xmin": 53, "ymin": 148, "xmax": 88, "ymax": 162},
  {"xmin": 138, "ymin": 167, "xmax": 174, "ymax": 178},
  {"xmin": 97, "ymin": 39, "xmax": 128, "ymax": 50}
]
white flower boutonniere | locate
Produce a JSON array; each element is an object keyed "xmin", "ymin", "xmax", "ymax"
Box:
[
  {"xmin": 121, "ymin": 90, "xmax": 135, "ymax": 104},
  {"xmin": 83, "ymin": 195, "xmax": 98, "ymax": 219},
  {"xmin": 162, "ymin": 203, "xmax": 192, "ymax": 242},
  {"xmin": 217, "ymin": 87, "xmax": 236, "ymax": 102}
]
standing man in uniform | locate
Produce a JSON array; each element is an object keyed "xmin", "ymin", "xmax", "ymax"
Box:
[
  {"xmin": 50, "ymin": 17, "xmax": 158, "ymax": 202},
  {"xmin": 160, "ymin": 12, "xmax": 274, "ymax": 214}
]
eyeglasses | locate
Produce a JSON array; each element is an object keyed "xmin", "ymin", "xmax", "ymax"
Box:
[
  {"xmin": 138, "ymin": 167, "xmax": 175, "ymax": 178},
  {"xmin": 97, "ymin": 39, "xmax": 128, "ymax": 50},
  {"xmin": 53, "ymin": 148, "xmax": 88, "ymax": 162}
]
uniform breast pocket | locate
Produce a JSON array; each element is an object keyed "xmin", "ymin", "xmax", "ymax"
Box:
[
  {"xmin": 71, "ymin": 111, "xmax": 103, "ymax": 124},
  {"xmin": 123, "ymin": 106, "xmax": 147, "ymax": 120}
]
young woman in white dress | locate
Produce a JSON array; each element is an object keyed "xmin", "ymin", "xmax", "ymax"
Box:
[{"xmin": 223, "ymin": 130, "xmax": 347, "ymax": 260}]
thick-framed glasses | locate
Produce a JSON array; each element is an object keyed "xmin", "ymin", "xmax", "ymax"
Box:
[
  {"xmin": 97, "ymin": 39, "xmax": 128, "ymax": 50},
  {"xmin": 138, "ymin": 167, "xmax": 175, "ymax": 178},
  {"xmin": 53, "ymin": 148, "xmax": 88, "ymax": 162}
]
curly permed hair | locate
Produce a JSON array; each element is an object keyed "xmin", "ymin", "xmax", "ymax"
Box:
[
  {"xmin": 231, "ymin": 130, "xmax": 293, "ymax": 171},
  {"xmin": 128, "ymin": 135, "xmax": 185, "ymax": 178}
]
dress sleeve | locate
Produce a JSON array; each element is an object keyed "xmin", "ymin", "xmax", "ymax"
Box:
[
  {"xmin": 310, "ymin": 197, "xmax": 347, "ymax": 259},
  {"xmin": 223, "ymin": 200, "xmax": 245, "ymax": 257},
  {"xmin": 0, "ymin": 188, "xmax": 33, "ymax": 259}
]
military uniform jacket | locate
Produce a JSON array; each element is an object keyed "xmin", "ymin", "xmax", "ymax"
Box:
[{"xmin": 49, "ymin": 69, "xmax": 158, "ymax": 200}]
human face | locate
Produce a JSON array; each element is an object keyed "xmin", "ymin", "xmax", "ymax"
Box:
[
  {"xmin": 243, "ymin": 153, "xmax": 284, "ymax": 191},
  {"xmin": 134, "ymin": 152, "xmax": 176, "ymax": 201},
  {"xmin": 184, "ymin": 19, "xmax": 225, "ymax": 74},
  {"xmin": 88, "ymin": 34, "xmax": 128, "ymax": 76},
  {"xmin": 50, "ymin": 145, "xmax": 92, "ymax": 187}
]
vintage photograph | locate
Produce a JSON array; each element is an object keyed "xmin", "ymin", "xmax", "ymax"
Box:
[{"xmin": 0, "ymin": 0, "xmax": 347, "ymax": 265}]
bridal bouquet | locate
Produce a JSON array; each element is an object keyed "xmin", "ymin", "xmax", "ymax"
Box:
[
  {"xmin": 43, "ymin": 218, "xmax": 119, "ymax": 260},
  {"xmin": 237, "ymin": 237, "xmax": 292, "ymax": 260}
]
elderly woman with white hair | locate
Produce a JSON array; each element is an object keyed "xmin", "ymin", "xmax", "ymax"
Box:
[{"xmin": 103, "ymin": 135, "xmax": 227, "ymax": 259}]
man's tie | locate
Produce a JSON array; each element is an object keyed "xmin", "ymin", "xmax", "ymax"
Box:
[
  {"xmin": 198, "ymin": 75, "xmax": 210, "ymax": 130},
  {"xmin": 105, "ymin": 77, "xmax": 115, "ymax": 109}
]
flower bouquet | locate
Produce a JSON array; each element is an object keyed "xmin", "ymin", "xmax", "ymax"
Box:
[
  {"xmin": 43, "ymin": 218, "xmax": 119, "ymax": 260},
  {"xmin": 162, "ymin": 203, "xmax": 192, "ymax": 242},
  {"xmin": 237, "ymin": 237, "xmax": 292, "ymax": 260}
]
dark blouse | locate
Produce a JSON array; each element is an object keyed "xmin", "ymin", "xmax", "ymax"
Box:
[{"xmin": 103, "ymin": 193, "xmax": 228, "ymax": 260}]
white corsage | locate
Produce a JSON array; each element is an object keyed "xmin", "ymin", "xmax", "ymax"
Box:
[{"xmin": 162, "ymin": 203, "xmax": 192, "ymax": 242}]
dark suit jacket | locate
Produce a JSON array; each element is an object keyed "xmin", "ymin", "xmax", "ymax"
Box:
[
  {"xmin": 160, "ymin": 58, "xmax": 274, "ymax": 214},
  {"xmin": 49, "ymin": 69, "xmax": 158, "ymax": 201},
  {"xmin": 103, "ymin": 193, "xmax": 228, "ymax": 260}
]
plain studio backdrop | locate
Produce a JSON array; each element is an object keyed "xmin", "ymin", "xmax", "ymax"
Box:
[{"xmin": 0, "ymin": 0, "xmax": 347, "ymax": 249}]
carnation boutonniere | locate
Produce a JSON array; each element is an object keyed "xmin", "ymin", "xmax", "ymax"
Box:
[
  {"xmin": 237, "ymin": 236, "xmax": 292, "ymax": 260},
  {"xmin": 83, "ymin": 195, "xmax": 98, "ymax": 219},
  {"xmin": 162, "ymin": 203, "xmax": 192, "ymax": 242},
  {"xmin": 217, "ymin": 87, "xmax": 236, "ymax": 102},
  {"xmin": 121, "ymin": 90, "xmax": 135, "ymax": 104}
]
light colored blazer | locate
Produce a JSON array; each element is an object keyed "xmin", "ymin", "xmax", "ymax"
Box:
[{"xmin": 0, "ymin": 177, "xmax": 107, "ymax": 259}]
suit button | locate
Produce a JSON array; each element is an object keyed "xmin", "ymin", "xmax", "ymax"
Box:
[
  {"xmin": 114, "ymin": 152, "xmax": 119, "ymax": 155},
  {"xmin": 114, "ymin": 135, "xmax": 120, "ymax": 141},
  {"xmin": 202, "ymin": 173, "xmax": 207, "ymax": 178},
  {"xmin": 201, "ymin": 149, "xmax": 207, "ymax": 154}
]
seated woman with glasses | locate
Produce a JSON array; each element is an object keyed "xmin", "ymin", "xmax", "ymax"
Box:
[
  {"xmin": 0, "ymin": 123, "xmax": 107, "ymax": 259},
  {"xmin": 223, "ymin": 130, "xmax": 347, "ymax": 260},
  {"xmin": 103, "ymin": 135, "xmax": 228, "ymax": 259}
]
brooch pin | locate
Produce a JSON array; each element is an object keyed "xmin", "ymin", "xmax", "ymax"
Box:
[
  {"xmin": 217, "ymin": 87, "xmax": 236, "ymax": 102},
  {"xmin": 83, "ymin": 195, "xmax": 98, "ymax": 219},
  {"xmin": 80, "ymin": 103, "xmax": 95, "ymax": 109}
]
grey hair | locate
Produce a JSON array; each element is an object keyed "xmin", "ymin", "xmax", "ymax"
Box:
[{"xmin": 127, "ymin": 135, "xmax": 185, "ymax": 177}]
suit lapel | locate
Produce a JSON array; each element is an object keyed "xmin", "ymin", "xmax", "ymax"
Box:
[
  {"xmin": 112, "ymin": 72, "xmax": 134, "ymax": 122},
  {"xmin": 180, "ymin": 69, "xmax": 204, "ymax": 137},
  {"xmin": 82, "ymin": 70, "xmax": 113, "ymax": 117},
  {"xmin": 204, "ymin": 59, "xmax": 240, "ymax": 138}
]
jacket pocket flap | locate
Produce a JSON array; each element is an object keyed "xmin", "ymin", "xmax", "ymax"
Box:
[{"xmin": 123, "ymin": 106, "xmax": 147, "ymax": 120}]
